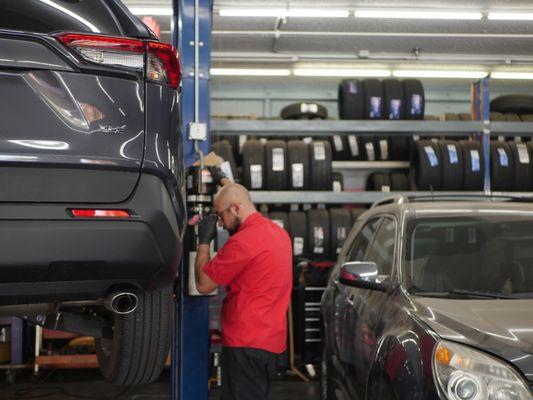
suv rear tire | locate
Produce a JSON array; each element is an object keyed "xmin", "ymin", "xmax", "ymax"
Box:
[{"xmin": 96, "ymin": 285, "xmax": 172, "ymax": 386}]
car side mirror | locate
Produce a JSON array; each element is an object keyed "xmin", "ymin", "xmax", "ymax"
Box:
[{"xmin": 339, "ymin": 261, "xmax": 389, "ymax": 292}]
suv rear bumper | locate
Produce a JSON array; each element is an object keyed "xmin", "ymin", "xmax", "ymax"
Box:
[{"xmin": 0, "ymin": 174, "xmax": 185, "ymax": 306}]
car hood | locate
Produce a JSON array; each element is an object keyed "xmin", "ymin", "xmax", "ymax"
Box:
[{"xmin": 412, "ymin": 297, "xmax": 533, "ymax": 381}]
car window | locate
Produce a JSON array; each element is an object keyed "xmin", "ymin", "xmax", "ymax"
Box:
[
  {"xmin": 346, "ymin": 218, "xmax": 381, "ymax": 262},
  {"xmin": 0, "ymin": 0, "xmax": 123, "ymax": 36},
  {"xmin": 365, "ymin": 217, "xmax": 396, "ymax": 276}
]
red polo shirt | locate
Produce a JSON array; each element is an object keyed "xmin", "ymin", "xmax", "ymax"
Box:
[{"xmin": 203, "ymin": 212, "xmax": 292, "ymax": 354}]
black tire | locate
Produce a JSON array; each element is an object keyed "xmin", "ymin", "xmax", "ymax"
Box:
[
  {"xmin": 218, "ymin": 135, "xmax": 242, "ymax": 165},
  {"xmin": 96, "ymin": 286, "xmax": 172, "ymax": 386},
  {"xmin": 460, "ymin": 140, "xmax": 485, "ymax": 191},
  {"xmin": 309, "ymin": 141, "xmax": 333, "ymax": 190},
  {"xmin": 510, "ymin": 142, "xmax": 533, "ymax": 191},
  {"xmin": 389, "ymin": 136, "xmax": 411, "ymax": 161},
  {"xmin": 269, "ymin": 211, "xmax": 289, "ymax": 231},
  {"xmin": 330, "ymin": 135, "xmax": 350, "ymax": 160},
  {"xmin": 366, "ymin": 172, "xmax": 392, "ymax": 192},
  {"xmin": 265, "ymin": 140, "xmax": 288, "ymax": 190},
  {"xmin": 288, "ymin": 211, "xmax": 307, "ymax": 257},
  {"xmin": 490, "ymin": 94, "xmax": 533, "ymax": 114},
  {"xmin": 490, "ymin": 111, "xmax": 506, "ymax": 121},
  {"xmin": 242, "ymin": 140, "xmax": 265, "ymax": 190},
  {"xmin": 438, "ymin": 140, "xmax": 464, "ymax": 190},
  {"xmin": 383, "ymin": 79, "xmax": 404, "ymax": 120},
  {"xmin": 287, "ymin": 140, "xmax": 310, "ymax": 190},
  {"xmin": 346, "ymin": 134, "xmax": 364, "ymax": 160},
  {"xmin": 329, "ymin": 208, "xmax": 352, "ymax": 259},
  {"xmin": 389, "ymin": 172, "xmax": 410, "ymax": 191},
  {"xmin": 403, "ymin": 79, "xmax": 425, "ymax": 120},
  {"xmin": 332, "ymin": 172, "xmax": 344, "ymax": 192},
  {"xmin": 338, "ymin": 79, "xmax": 364, "ymax": 119},
  {"xmin": 410, "ymin": 140, "xmax": 442, "ymax": 190},
  {"xmin": 280, "ymin": 102, "xmax": 328, "ymax": 120},
  {"xmin": 375, "ymin": 137, "xmax": 391, "ymax": 160},
  {"xmin": 490, "ymin": 141, "xmax": 514, "ymax": 191},
  {"xmin": 440, "ymin": 113, "xmax": 460, "ymax": 121},
  {"xmin": 307, "ymin": 209, "xmax": 331, "ymax": 259},
  {"xmin": 424, "ymin": 115, "xmax": 438, "ymax": 121},
  {"xmin": 362, "ymin": 79, "xmax": 384, "ymax": 119},
  {"xmin": 504, "ymin": 113, "xmax": 521, "ymax": 122},
  {"xmin": 350, "ymin": 207, "xmax": 367, "ymax": 224},
  {"xmin": 211, "ymin": 140, "xmax": 238, "ymax": 181},
  {"xmin": 458, "ymin": 113, "xmax": 472, "ymax": 121},
  {"xmin": 520, "ymin": 114, "xmax": 533, "ymax": 122}
]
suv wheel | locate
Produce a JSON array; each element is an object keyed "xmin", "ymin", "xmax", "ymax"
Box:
[{"xmin": 96, "ymin": 285, "xmax": 173, "ymax": 386}]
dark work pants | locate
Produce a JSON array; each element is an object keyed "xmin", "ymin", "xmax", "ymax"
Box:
[{"xmin": 220, "ymin": 347, "xmax": 278, "ymax": 400}]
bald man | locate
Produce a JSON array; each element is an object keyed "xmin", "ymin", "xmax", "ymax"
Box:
[{"xmin": 195, "ymin": 183, "xmax": 292, "ymax": 400}]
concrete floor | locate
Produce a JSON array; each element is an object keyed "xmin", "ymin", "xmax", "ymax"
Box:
[{"xmin": 0, "ymin": 370, "xmax": 320, "ymax": 400}]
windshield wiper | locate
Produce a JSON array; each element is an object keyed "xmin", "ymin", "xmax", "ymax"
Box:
[{"xmin": 411, "ymin": 288, "xmax": 513, "ymax": 299}]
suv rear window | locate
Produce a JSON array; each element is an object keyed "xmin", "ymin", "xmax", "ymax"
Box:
[{"xmin": 0, "ymin": 0, "xmax": 123, "ymax": 36}]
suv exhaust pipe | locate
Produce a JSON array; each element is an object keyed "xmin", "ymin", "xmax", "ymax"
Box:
[{"xmin": 105, "ymin": 292, "xmax": 138, "ymax": 315}]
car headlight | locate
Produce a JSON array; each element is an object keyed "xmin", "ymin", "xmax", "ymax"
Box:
[{"xmin": 433, "ymin": 341, "xmax": 531, "ymax": 400}]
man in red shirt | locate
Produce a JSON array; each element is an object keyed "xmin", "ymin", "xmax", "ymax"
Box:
[{"xmin": 195, "ymin": 183, "xmax": 292, "ymax": 400}]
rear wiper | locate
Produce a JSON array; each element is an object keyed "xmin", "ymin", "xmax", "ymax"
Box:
[{"xmin": 412, "ymin": 288, "xmax": 513, "ymax": 299}]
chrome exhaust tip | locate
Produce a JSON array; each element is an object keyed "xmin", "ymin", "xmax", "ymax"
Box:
[{"xmin": 105, "ymin": 292, "xmax": 138, "ymax": 315}]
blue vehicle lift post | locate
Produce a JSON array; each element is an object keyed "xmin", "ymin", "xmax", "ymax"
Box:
[{"xmin": 172, "ymin": 0, "xmax": 212, "ymax": 399}]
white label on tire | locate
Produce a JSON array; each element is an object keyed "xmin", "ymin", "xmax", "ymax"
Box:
[
  {"xmin": 447, "ymin": 144, "xmax": 459, "ymax": 164},
  {"xmin": 470, "ymin": 150, "xmax": 480, "ymax": 172},
  {"xmin": 369, "ymin": 96, "xmax": 382, "ymax": 118},
  {"xmin": 250, "ymin": 164, "xmax": 262, "ymax": 188},
  {"xmin": 333, "ymin": 181, "xmax": 342, "ymax": 192},
  {"xmin": 366, "ymin": 142, "xmax": 375, "ymax": 161},
  {"xmin": 187, "ymin": 174, "xmax": 193, "ymax": 189},
  {"xmin": 333, "ymin": 135, "xmax": 344, "ymax": 151},
  {"xmin": 424, "ymin": 146, "xmax": 439, "ymax": 167},
  {"xmin": 314, "ymin": 143, "xmax": 326, "ymax": 161},
  {"xmin": 389, "ymin": 99, "xmax": 402, "ymax": 120},
  {"xmin": 302, "ymin": 137, "xmax": 313, "ymax": 144},
  {"xmin": 348, "ymin": 81, "xmax": 358, "ymax": 94},
  {"xmin": 292, "ymin": 163, "xmax": 304, "ymax": 188},
  {"xmin": 238, "ymin": 135, "xmax": 247, "ymax": 153},
  {"xmin": 259, "ymin": 138, "xmax": 267, "ymax": 144},
  {"xmin": 301, "ymin": 103, "xmax": 318, "ymax": 114},
  {"xmin": 413, "ymin": 135, "xmax": 420, "ymax": 141},
  {"xmin": 381, "ymin": 185, "xmax": 391, "ymax": 192},
  {"xmin": 273, "ymin": 219, "xmax": 284, "ymax": 229},
  {"xmin": 337, "ymin": 227, "xmax": 347, "ymax": 242},
  {"xmin": 498, "ymin": 148, "xmax": 509, "ymax": 167},
  {"xmin": 411, "ymin": 94, "xmax": 423, "ymax": 116},
  {"xmin": 498, "ymin": 136, "xmax": 505, "ymax": 142},
  {"xmin": 379, "ymin": 139, "xmax": 389, "ymax": 160},
  {"xmin": 220, "ymin": 161, "xmax": 234, "ymax": 182},
  {"xmin": 202, "ymin": 168, "xmax": 213, "ymax": 183},
  {"xmin": 348, "ymin": 135, "xmax": 359, "ymax": 157},
  {"xmin": 313, "ymin": 226, "xmax": 324, "ymax": 254},
  {"xmin": 468, "ymin": 228, "xmax": 477, "ymax": 244},
  {"xmin": 294, "ymin": 237, "xmax": 304, "ymax": 256},
  {"xmin": 517, "ymin": 143, "xmax": 530, "ymax": 164},
  {"xmin": 272, "ymin": 148, "xmax": 285, "ymax": 171},
  {"xmin": 515, "ymin": 136, "xmax": 522, "ymax": 143}
]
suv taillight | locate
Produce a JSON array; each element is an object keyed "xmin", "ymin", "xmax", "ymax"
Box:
[{"xmin": 57, "ymin": 33, "xmax": 181, "ymax": 89}]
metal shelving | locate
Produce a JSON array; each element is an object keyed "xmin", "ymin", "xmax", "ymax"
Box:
[{"xmin": 332, "ymin": 161, "xmax": 409, "ymax": 170}]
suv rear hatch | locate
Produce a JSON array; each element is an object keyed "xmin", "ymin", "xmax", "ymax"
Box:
[{"xmin": 0, "ymin": 1, "xmax": 179, "ymax": 203}]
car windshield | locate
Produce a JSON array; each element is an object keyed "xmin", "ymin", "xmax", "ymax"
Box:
[{"xmin": 403, "ymin": 213, "xmax": 533, "ymax": 298}]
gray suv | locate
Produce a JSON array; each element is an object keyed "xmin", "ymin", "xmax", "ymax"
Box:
[{"xmin": 0, "ymin": 0, "xmax": 186, "ymax": 386}]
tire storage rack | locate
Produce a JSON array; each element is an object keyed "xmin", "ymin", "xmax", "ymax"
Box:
[{"xmin": 210, "ymin": 79, "xmax": 533, "ymax": 374}]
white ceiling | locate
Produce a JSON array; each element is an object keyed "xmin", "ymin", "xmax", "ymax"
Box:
[{"xmin": 122, "ymin": 0, "xmax": 533, "ymax": 67}]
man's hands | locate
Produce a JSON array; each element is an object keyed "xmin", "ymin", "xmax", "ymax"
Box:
[
  {"xmin": 208, "ymin": 166, "xmax": 228, "ymax": 186},
  {"xmin": 198, "ymin": 214, "xmax": 218, "ymax": 245}
]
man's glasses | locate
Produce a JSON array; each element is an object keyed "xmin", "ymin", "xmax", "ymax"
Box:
[{"xmin": 215, "ymin": 205, "xmax": 232, "ymax": 221}]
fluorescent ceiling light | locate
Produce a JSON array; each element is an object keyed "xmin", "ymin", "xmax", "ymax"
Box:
[
  {"xmin": 211, "ymin": 68, "xmax": 291, "ymax": 76},
  {"xmin": 491, "ymin": 72, "xmax": 533, "ymax": 80},
  {"xmin": 393, "ymin": 70, "xmax": 488, "ymax": 79},
  {"xmin": 354, "ymin": 10, "xmax": 482, "ymax": 20},
  {"xmin": 293, "ymin": 68, "xmax": 391, "ymax": 77},
  {"xmin": 488, "ymin": 12, "xmax": 533, "ymax": 20},
  {"xmin": 219, "ymin": 8, "xmax": 349, "ymax": 18},
  {"xmin": 128, "ymin": 7, "xmax": 173, "ymax": 16}
]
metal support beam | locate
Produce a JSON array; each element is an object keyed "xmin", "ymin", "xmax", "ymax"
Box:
[{"xmin": 173, "ymin": 1, "xmax": 212, "ymax": 400}]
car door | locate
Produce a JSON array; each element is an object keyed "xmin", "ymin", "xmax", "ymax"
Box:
[
  {"xmin": 332, "ymin": 217, "xmax": 381, "ymax": 372},
  {"xmin": 340, "ymin": 216, "xmax": 398, "ymax": 397}
]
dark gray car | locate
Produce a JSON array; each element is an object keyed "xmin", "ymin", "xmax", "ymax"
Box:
[
  {"xmin": 321, "ymin": 195, "xmax": 533, "ymax": 399},
  {"xmin": 0, "ymin": 0, "xmax": 186, "ymax": 386}
]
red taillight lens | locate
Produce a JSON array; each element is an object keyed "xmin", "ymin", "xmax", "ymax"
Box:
[
  {"xmin": 70, "ymin": 209, "xmax": 131, "ymax": 218},
  {"xmin": 146, "ymin": 41, "xmax": 182, "ymax": 89},
  {"xmin": 57, "ymin": 33, "xmax": 145, "ymax": 69},
  {"xmin": 57, "ymin": 33, "xmax": 182, "ymax": 89}
]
